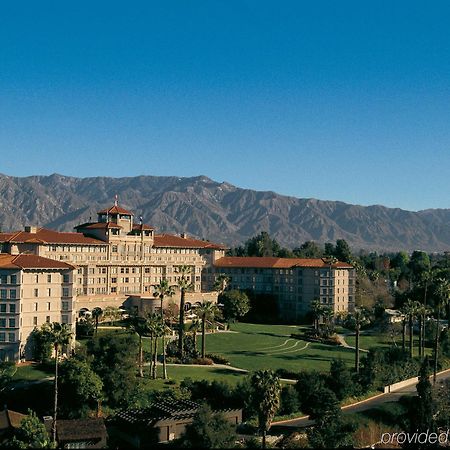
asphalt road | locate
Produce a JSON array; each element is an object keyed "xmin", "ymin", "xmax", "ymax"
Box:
[{"xmin": 271, "ymin": 368, "xmax": 450, "ymax": 431}]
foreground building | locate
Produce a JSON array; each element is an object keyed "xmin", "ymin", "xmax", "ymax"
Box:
[{"xmin": 204, "ymin": 256, "xmax": 355, "ymax": 321}]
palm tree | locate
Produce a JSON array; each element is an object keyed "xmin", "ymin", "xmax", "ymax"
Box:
[
  {"xmin": 153, "ymin": 279, "xmax": 175, "ymax": 379},
  {"xmin": 196, "ymin": 301, "xmax": 219, "ymax": 358},
  {"xmin": 176, "ymin": 265, "xmax": 193, "ymax": 358},
  {"xmin": 321, "ymin": 306, "xmax": 335, "ymax": 337},
  {"xmin": 345, "ymin": 308, "xmax": 370, "ymax": 374},
  {"xmin": 91, "ymin": 307, "xmax": 103, "ymax": 335},
  {"xmin": 402, "ymin": 299, "xmax": 420, "ymax": 358},
  {"xmin": 213, "ymin": 274, "xmax": 230, "ymax": 294},
  {"xmin": 250, "ymin": 369, "xmax": 281, "ymax": 449},
  {"xmin": 149, "ymin": 319, "xmax": 164, "ymax": 379},
  {"xmin": 417, "ymin": 304, "xmax": 432, "ymax": 358},
  {"xmin": 189, "ymin": 319, "xmax": 201, "ymax": 355},
  {"xmin": 125, "ymin": 315, "xmax": 149, "ymax": 377},
  {"xmin": 103, "ymin": 306, "xmax": 122, "ymax": 326},
  {"xmin": 419, "ymin": 269, "xmax": 434, "ymax": 357},
  {"xmin": 41, "ymin": 322, "xmax": 73, "ymax": 444},
  {"xmin": 146, "ymin": 313, "xmax": 160, "ymax": 377},
  {"xmin": 310, "ymin": 299, "xmax": 323, "ymax": 332},
  {"xmin": 433, "ymin": 278, "xmax": 450, "ymax": 383}
]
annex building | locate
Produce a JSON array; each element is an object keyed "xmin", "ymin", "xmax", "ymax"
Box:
[
  {"xmin": 0, "ymin": 202, "xmax": 226, "ymax": 361},
  {"xmin": 205, "ymin": 256, "xmax": 356, "ymax": 321}
]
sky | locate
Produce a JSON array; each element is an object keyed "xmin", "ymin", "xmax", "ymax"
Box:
[{"xmin": 0, "ymin": 1, "xmax": 449, "ymax": 211}]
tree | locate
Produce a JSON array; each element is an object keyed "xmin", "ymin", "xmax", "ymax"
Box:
[
  {"xmin": 279, "ymin": 385, "xmax": 300, "ymax": 415},
  {"xmin": 219, "ymin": 290, "xmax": 250, "ymax": 323},
  {"xmin": 310, "ymin": 299, "xmax": 323, "ymax": 332},
  {"xmin": 0, "ymin": 361, "xmax": 16, "ymax": 391},
  {"xmin": 334, "ymin": 239, "xmax": 352, "ymax": 263},
  {"xmin": 40, "ymin": 322, "xmax": 73, "ymax": 444},
  {"xmin": 345, "ymin": 308, "xmax": 370, "ymax": 373},
  {"xmin": 180, "ymin": 403, "xmax": 237, "ymax": 448},
  {"xmin": 91, "ymin": 307, "xmax": 103, "ymax": 335},
  {"xmin": 189, "ymin": 319, "xmax": 201, "ymax": 355},
  {"xmin": 293, "ymin": 241, "xmax": 323, "ymax": 258},
  {"xmin": 145, "ymin": 313, "xmax": 161, "ymax": 378},
  {"xmin": 327, "ymin": 359, "xmax": 354, "ymax": 401},
  {"xmin": 153, "ymin": 279, "xmax": 175, "ymax": 379},
  {"xmin": 433, "ymin": 277, "xmax": 450, "ymax": 383},
  {"xmin": 213, "ymin": 274, "xmax": 230, "ymax": 294},
  {"xmin": 249, "ymin": 369, "xmax": 281, "ymax": 449},
  {"xmin": 125, "ymin": 315, "xmax": 149, "ymax": 377},
  {"xmin": 408, "ymin": 251, "xmax": 431, "ymax": 284},
  {"xmin": 59, "ymin": 358, "xmax": 103, "ymax": 418},
  {"xmin": 196, "ymin": 301, "xmax": 219, "ymax": 358},
  {"xmin": 245, "ymin": 231, "xmax": 282, "ymax": 257},
  {"xmin": 103, "ymin": 306, "xmax": 122, "ymax": 325},
  {"xmin": 402, "ymin": 299, "xmax": 420, "ymax": 358},
  {"xmin": 5, "ymin": 409, "xmax": 53, "ymax": 449},
  {"xmin": 87, "ymin": 333, "xmax": 139, "ymax": 407},
  {"xmin": 176, "ymin": 265, "xmax": 193, "ymax": 358}
]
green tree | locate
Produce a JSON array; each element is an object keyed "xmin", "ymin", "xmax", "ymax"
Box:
[
  {"xmin": 310, "ymin": 299, "xmax": 323, "ymax": 332},
  {"xmin": 145, "ymin": 312, "xmax": 160, "ymax": 378},
  {"xmin": 41, "ymin": 322, "xmax": 73, "ymax": 444},
  {"xmin": 433, "ymin": 277, "xmax": 450, "ymax": 383},
  {"xmin": 249, "ymin": 369, "xmax": 281, "ymax": 449},
  {"xmin": 327, "ymin": 359, "xmax": 354, "ymax": 401},
  {"xmin": 408, "ymin": 251, "xmax": 431, "ymax": 283},
  {"xmin": 245, "ymin": 231, "xmax": 282, "ymax": 257},
  {"xmin": 153, "ymin": 279, "xmax": 175, "ymax": 379},
  {"xmin": 402, "ymin": 299, "xmax": 420, "ymax": 358},
  {"xmin": 279, "ymin": 385, "xmax": 300, "ymax": 415},
  {"xmin": 59, "ymin": 358, "xmax": 103, "ymax": 418},
  {"xmin": 91, "ymin": 307, "xmax": 103, "ymax": 335},
  {"xmin": 219, "ymin": 290, "xmax": 250, "ymax": 323},
  {"xmin": 103, "ymin": 306, "xmax": 122, "ymax": 325},
  {"xmin": 293, "ymin": 241, "xmax": 323, "ymax": 258},
  {"xmin": 196, "ymin": 301, "xmax": 219, "ymax": 358},
  {"xmin": 6, "ymin": 409, "xmax": 53, "ymax": 449},
  {"xmin": 213, "ymin": 274, "xmax": 230, "ymax": 294},
  {"xmin": 87, "ymin": 333, "xmax": 139, "ymax": 407},
  {"xmin": 0, "ymin": 361, "xmax": 16, "ymax": 391},
  {"xmin": 176, "ymin": 265, "xmax": 193, "ymax": 358},
  {"xmin": 189, "ymin": 319, "xmax": 201, "ymax": 355},
  {"xmin": 125, "ymin": 315, "xmax": 149, "ymax": 377},
  {"xmin": 180, "ymin": 403, "xmax": 237, "ymax": 448},
  {"xmin": 334, "ymin": 239, "xmax": 352, "ymax": 263}
]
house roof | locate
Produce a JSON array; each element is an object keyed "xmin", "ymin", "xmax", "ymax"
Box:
[
  {"xmin": 97, "ymin": 205, "xmax": 133, "ymax": 216},
  {"xmin": 55, "ymin": 418, "xmax": 107, "ymax": 442},
  {"xmin": 0, "ymin": 254, "xmax": 74, "ymax": 270},
  {"xmin": 0, "ymin": 409, "xmax": 26, "ymax": 430},
  {"xmin": 214, "ymin": 256, "xmax": 353, "ymax": 269},
  {"xmin": 0, "ymin": 228, "xmax": 106, "ymax": 246},
  {"xmin": 154, "ymin": 234, "xmax": 226, "ymax": 250},
  {"xmin": 75, "ymin": 222, "xmax": 122, "ymax": 230},
  {"xmin": 131, "ymin": 224, "xmax": 154, "ymax": 231}
]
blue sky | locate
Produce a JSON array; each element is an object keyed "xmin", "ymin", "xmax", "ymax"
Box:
[{"xmin": 0, "ymin": 1, "xmax": 449, "ymax": 211}]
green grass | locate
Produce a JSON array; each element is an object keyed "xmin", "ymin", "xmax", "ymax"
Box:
[
  {"xmin": 343, "ymin": 333, "xmax": 391, "ymax": 350},
  {"xmin": 201, "ymin": 322, "xmax": 356, "ymax": 372},
  {"xmin": 12, "ymin": 363, "xmax": 54, "ymax": 382}
]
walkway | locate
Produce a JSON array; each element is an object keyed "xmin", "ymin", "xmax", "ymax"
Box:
[{"xmin": 336, "ymin": 333, "xmax": 369, "ymax": 353}]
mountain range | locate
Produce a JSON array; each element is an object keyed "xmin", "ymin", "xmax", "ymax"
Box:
[{"xmin": 0, "ymin": 173, "xmax": 449, "ymax": 253}]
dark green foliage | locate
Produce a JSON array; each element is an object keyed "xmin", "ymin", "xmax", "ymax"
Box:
[
  {"xmin": 307, "ymin": 388, "xmax": 356, "ymax": 448},
  {"xmin": 293, "ymin": 241, "xmax": 324, "ymax": 258},
  {"xmin": 279, "ymin": 385, "xmax": 301, "ymax": 415},
  {"xmin": 219, "ymin": 290, "xmax": 250, "ymax": 322},
  {"xmin": 87, "ymin": 333, "xmax": 139, "ymax": 408},
  {"xmin": 3, "ymin": 409, "xmax": 53, "ymax": 448},
  {"xmin": 294, "ymin": 371, "xmax": 327, "ymax": 414},
  {"xmin": 30, "ymin": 328, "xmax": 53, "ymax": 363},
  {"xmin": 58, "ymin": 358, "xmax": 103, "ymax": 418},
  {"xmin": 167, "ymin": 334, "xmax": 199, "ymax": 360},
  {"xmin": 244, "ymin": 292, "xmax": 279, "ymax": 323},
  {"xmin": 327, "ymin": 359, "xmax": 355, "ymax": 401},
  {"xmin": 180, "ymin": 403, "xmax": 237, "ymax": 448},
  {"xmin": 75, "ymin": 318, "xmax": 94, "ymax": 338},
  {"xmin": 408, "ymin": 250, "xmax": 431, "ymax": 282},
  {"xmin": 0, "ymin": 361, "xmax": 15, "ymax": 390},
  {"xmin": 334, "ymin": 239, "xmax": 353, "ymax": 263}
]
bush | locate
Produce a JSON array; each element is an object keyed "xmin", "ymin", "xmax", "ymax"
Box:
[
  {"xmin": 280, "ymin": 385, "xmax": 301, "ymax": 415},
  {"xmin": 166, "ymin": 335, "xmax": 199, "ymax": 359},
  {"xmin": 192, "ymin": 357, "xmax": 214, "ymax": 365},
  {"xmin": 76, "ymin": 318, "xmax": 94, "ymax": 338},
  {"xmin": 205, "ymin": 353, "xmax": 230, "ymax": 365}
]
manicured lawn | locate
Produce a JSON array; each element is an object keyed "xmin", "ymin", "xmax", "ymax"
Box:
[
  {"xmin": 344, "ymin": 333, "xmax": 391, "ymax": 350},
  {"xmin": 12, "ymin": 363, "xmax": 54, "ymax": 382},
  {"xmin": 201, "ymin": 322, "xmax": 355, "ymax": 372}
]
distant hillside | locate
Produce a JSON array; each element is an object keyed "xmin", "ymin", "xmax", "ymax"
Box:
[{"xmin": 0, "ymin": 173, "xmax": 449, "ymax": 252}]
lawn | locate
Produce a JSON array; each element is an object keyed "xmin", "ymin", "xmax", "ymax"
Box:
[
  {"xmin": 201, "ymin": 322, "xmax": 356, "ymax": 372},
  {"xmin": 343, "ymin": 333, "xmax": 391, "ymax": 350},
  {"xmin": 12, "ymin": 363, "xmax": 54, "ymax": 383}
]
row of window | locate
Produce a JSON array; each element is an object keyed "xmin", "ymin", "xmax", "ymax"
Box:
[
  {"xmin": 0, "ymin": 275, "xmax": 17, "ymax": 285},
  {"xmin": 0, "ymin": 333, "xmax": 15, "ymax": 342},
  {"xmin": 33, "ymin": 288, "xmax": 71, "ymax": 297},
  {"xmin": 48, "ymin": 245, "xmax": 107, "ymax": 252},
  {"xmin": 0, "ymin": 318, "xmax": 16, "ymax": 328},
  {"xmin": 0, "ymin": 290, "xmax": 16, "ymax": 300},
  {"xmin": 0, "ymin": 304, "xmax": 15, "ymax": 313}
]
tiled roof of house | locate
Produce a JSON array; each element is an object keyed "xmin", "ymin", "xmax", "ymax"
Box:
[
  {"xmin": 75, "ymin": 222, "xmax": 122, "ymax": 230},
  {"xmin": 0, "ymin": 409, "xmax": 26, "ymax": 430},
  {"xmin": 0, "ymin": 228, "xmax": 106, "ymax": 246},
  {"xmin": 154, "ymin": 234, "xmax": 226, "ymax": 250},
  {"xmin": 132, "ymin": 224, "xmax": 154, "ymax": 231},
  {"xmin": 214, "ymin": 256, "xmax": 353, "ymax": 269},
  {"xmin": 97, "ymin": 205, "xmax": 133, "ymax": 215},
  {"xmin": 55, "ymin": 418, "xmax": 107, "ymax": 442},
  {"xmin": 0, "ymin": 254, "xmax": 75, "ymax": 270}
]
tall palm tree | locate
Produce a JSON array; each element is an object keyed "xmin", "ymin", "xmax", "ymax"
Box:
[
  {"xmin": 189, "ymin": 319, "xmax": 201, "ymax": 355},
  {"xmin": 41, "ymin": 322, "xmax": 73, "ymax": 444},
  {"xmin": 250, "ymin": 369, "xmax": 281, "ymax": 449},
  {"xmin": 433, "ymin": 278, "xmax": 450, "ymax": 383},
  {"xmin": 153, "ymin": 279, "xmax": 175, "ymax": 379},
  {"xmin": 417, "ymin": 304, "xmax": 432, "ymax": 358},
  {"xmin": 321, "ymin": 306, "xmax": 335, "ymax": 337},
  {"xmin": 196, "ymin": 301, "xmax": 219, "ymax": 358},
  {"xmin": 214, "ymin": 274, "xmax": 230, "ymax": 294},
  {"xmin": 125, "ymin": 315, "xmax": 149, "ymax": 378},
  {"xmin": 91, "ymin": 307, "xmax": 103, "ymax": 335},
  {"xmin": 310, "ymin": 299, "xmax": 323, "ymax": 332},
  {"xmin": 176, "ymin": 265, "xmax": 193, "ymax": 358},
  {"xmin": 146, "ymin": 313, "xmax": 160, "ymax": 377},
  {"xmin": 419, "ymin": 269, "xmax": 434, "ymax": 357},
  {"xmin": 346, "ymin": 308, "xmax": 370, "ymax": 374},
  {"xmin": 149, "ymin": 319, "xmax": 164, "ymax": 379},
  {"xmin": 402, "ymin": 299, "xmax": 420, "ymax": 358}
]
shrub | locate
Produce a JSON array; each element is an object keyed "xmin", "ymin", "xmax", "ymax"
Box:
[
  {"xmin": 192, "ymin": 357, "xmax": 214, "ymax": 365},
  {"xmin": 205, "ymin": 353, "xmax": 230, "ymax": 365},
  {"xmin": 279, "ymin": 385, "xmax": 301, "ymax": 415}
]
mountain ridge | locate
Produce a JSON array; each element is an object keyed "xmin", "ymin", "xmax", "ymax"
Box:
[{"xmin": 0, "ymin": 173, "xmax": 449, "ymax": 253}]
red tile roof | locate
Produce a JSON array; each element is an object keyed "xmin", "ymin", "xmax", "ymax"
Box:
[
  {"xmin": 97, "ymin": 205, "xmax": 133, "ymax": 215},
  {"xmin": 0, "ymin": 254, "xmax": 75, "ymax": 270},
  {"xmin": 0, "ymin": 228, "xmax": 106, "ymax": 246},
  {"xmin": 132, "ymin": 224, "xmax": 154, "ymax": 231},
  {"xmin": 214, "ymin": 256, "xmax": 353, "ymax": 269},
  {"xmin": 76, "ymin": 222, "xmax": 122, "ymax": 230},
  {"xmin": 154, "ymin": 234, "xmax": 226, "ymax": 250}
]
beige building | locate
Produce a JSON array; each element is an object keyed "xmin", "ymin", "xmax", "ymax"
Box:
[
  {"xmin": 204, "ymin": 256, "xmax": 355, "ymax": 321},
  {"xmin": 0, "ymin": 202, "xmax": 226, "ymax": 361}
]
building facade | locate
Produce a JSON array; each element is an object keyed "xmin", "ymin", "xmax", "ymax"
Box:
[
  {"xmin": 0, "ymin": 202, "xmax": 225, "ymax": 361},
  {"xmin": 204, "ymin": 256, "xmax": 355, "ymax": 321}
]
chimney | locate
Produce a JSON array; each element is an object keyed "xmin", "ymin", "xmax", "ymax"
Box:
[
  {"xmin": 180, "ymin": 233, "xmax": 187, "ymax": 239},
  {"xmin": 24, "ymin": 226, "xmax": 37, "ymax": 233}
]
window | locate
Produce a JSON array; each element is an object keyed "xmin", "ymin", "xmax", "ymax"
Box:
[
  {"xmin": 47, "ymin": 274, "xmax": 52, "ymax": 283},
  {"xmin": 34, "ymin": 303, "xmax": 38, "ymax": 311},
  {"xmin": 63, "ymin": 274, "xmax": 70, "ymax": 283},
  {"xmin": 33, "ymin": 317, "xmax": 38, "ymax": 326},
  {"xmin": 0, "ymin": 333, "xmax": 5, "ymax": 342},
  {"xmin": 62, "ymin": 301, "xmax": 69, "ymax": 311},
  {"xmin": 34, "ymin": 289, "xmax": 39, "ymax": 297},
  {"xmin": 8, "ymin": 318, "xmax": 15, "ymax": 328},
  {"xmin": 47, "ymin": 288, "xmax": 51, "ymax": 297},
  {"xmin": 111, "ymin": 277, "xmax": 117, "ymax": 284},
  {"xmin": 47, "ymin": 302, "xmax": 51, "ymax": 311},
  {"xmin": 46, "ymin": 316, "xmax": 50, "ymax": 323},
  {"xmin": 0, "ymin": 290, "xmax": 6, "ymax": 300},
  {"xmin": 9, "ymin": 290, "xmax": 16, "ymax": 299},
  {"xmin": 61, "ymin": 315, "xmax": 68, "ymax": 324},
  {"xmin": 8, "ymin": 333, "xmax": 14, "ymax": 342},
  {"xmin": 0, "ymin": 319, "xmax": 5, "ymax": 327},
  {"xmin": 62, "ymin": 288, "xmax": 69, "ymax": 297},
  {"xmin": 10, "ymin": 275, "xmax": 17, "ymax": 284},
  {"xmin": 9, "ymin": 304, "xmax": 15, "ymax": 313},
  {"xmin": 0, "ymin": 305, "xmax": 5, "ymax": 313}
]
